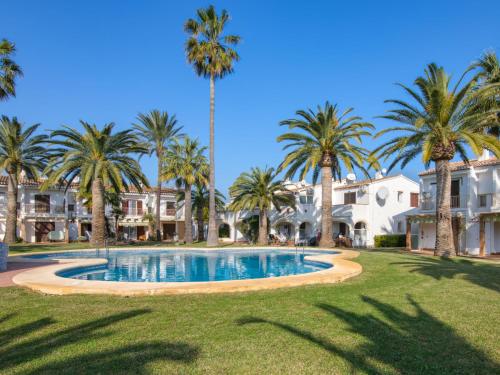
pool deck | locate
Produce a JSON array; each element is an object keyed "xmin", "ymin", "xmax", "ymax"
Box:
[{"xmin": 9, "ymin": 247, "xmax": 362, "ymax": 296}]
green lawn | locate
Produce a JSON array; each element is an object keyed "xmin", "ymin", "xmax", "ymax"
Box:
[
  {"xmin": 8, "ymin": 240, "xmax": 246, "ymax": 255},
  {"xmin": 1, "ymin": 250, "xmax": 499, "ymax": 374}
]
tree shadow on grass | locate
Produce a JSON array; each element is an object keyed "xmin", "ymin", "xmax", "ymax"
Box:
[
  {"xmin": 237, "ymin": 296, "xmax": 500, "ymax": 374},
  {"xmin": 391, "ymin": 257, "xmax": 500, "ymax": 293},
  {"xmin": 0, "ymin": 309, "xmax": 199, "ymax": 374}
]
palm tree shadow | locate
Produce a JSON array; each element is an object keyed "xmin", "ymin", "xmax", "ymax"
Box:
[
  {"xmin": 391, "ymin": 256, "xmax": 500, "ymax": 293},
  {"xmin": 236, "ymin": 296, "xmax": 500, "ymax": 374},
  {"xmin": 0, "ymin": 308, "xmax": 199, "ymax": 374}
]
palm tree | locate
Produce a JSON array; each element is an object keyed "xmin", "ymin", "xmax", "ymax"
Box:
[
  {"xmin": 229, "ymin": 167, "xmax": 295, "ymax": 246},
  {"xmin": 373, "ymin": 63, "xmax": 500, "ymax": 256},
  {"xmin": 277, "ymin": 102, "xmax": 373, "ymax": 247},
  {"xmin": 184, "ymin": 5, "xmax": 241, "ymax": 247},
  {"xmin": 133, "ymin": 110, "xmax": 183, "ymax": 241},
  {"xmin": 43, "ymin": 122, "xmax": 149, "ymax": 247},
  {"xmin": 162, "ymin": 137, "xmax": 208, "ymax": 244},
  {"xmin": 0, "ymin": 39, "xmax": 23, "ymax": 101},
  {"xmin": 0, "ymin": 116, "xmax": 47, "ymax": 243},
  {"xmin": 472, "ymin": 51, "xmax": 500, "ymax": 137},
  {"xmin": 178, "ymin": 182, "xmax": 225, "ymax": 241}
]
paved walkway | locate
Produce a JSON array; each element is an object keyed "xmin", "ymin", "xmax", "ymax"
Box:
[{"xmin": 0, "ymin": 261, "xmax": 55, "ymax": 287}]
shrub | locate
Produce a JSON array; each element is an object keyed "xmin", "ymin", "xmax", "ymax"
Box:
[{"xmin": 374, "ymin": 234, "xmax": 405, "ymax": 248}]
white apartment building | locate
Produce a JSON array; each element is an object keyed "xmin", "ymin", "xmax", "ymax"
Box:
[
  {"xmin": 408, "ymin": 155, "xmax": 500, "ymax": 256},
  {"xmin": 0, "ymin": 177, "xmax": 184, "ymax": 243},
  {"xmin": 217, "ymin": 174, "xmax": 419, "ymax": 247}
]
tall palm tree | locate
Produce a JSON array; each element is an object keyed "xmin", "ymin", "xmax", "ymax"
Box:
[
  {"xmin": 133, "ymin": 110, "xmax": 183, "ymax": 241},
  {"xmin": 277, "ymin": 102, "xmax": 373, "ymax": 247},
  {"xmin": 0, "ymin": 39, "xmax": 23, "ymax": 101},
  {"xmin": 229, "ymin": 167, "xmax": 295, "ymax": 246},
  {"xmin": 184, "ymin": 5, "xmax": 241, "ymax": 246},
  {"xmin": 472, "ymin": 51, "xmax": 500, "ymax": 137},
  {"xmin": 177, "ymin": 182, "xmax": 225, "ymax": 241},
  {"xmin": 162, "ymin": 137, "xmax": 208, "ymax": 244},
  {"xmin": 373, "ymin": 63, "xmax": 500, "ymax": 256},
  {"xmin": 43, "ymin": 122, "xmax": 149, "ymax": 247},
  {"xmin": 0, "ymin": 116, "xmax": 47, "ymax": 243}
]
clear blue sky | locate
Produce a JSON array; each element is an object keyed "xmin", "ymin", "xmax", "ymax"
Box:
[{"xmin": 2, "ymin": 0, "xmax": 499, "ymax": 196}]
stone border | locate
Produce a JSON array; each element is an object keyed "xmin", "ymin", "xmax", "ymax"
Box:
[{"xmin": 11, "ymin": 247, "xmax": 362, "ymax": 296}]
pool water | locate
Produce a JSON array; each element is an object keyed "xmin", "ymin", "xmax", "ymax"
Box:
[{"xmin": 28, "ymin": 249, "xmax": 333, "ymax": 282}]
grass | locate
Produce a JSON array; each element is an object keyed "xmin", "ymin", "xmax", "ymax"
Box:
[
  {"xmin": 1, "ymin": 249, "xmax": 499, "ymax": 374},
  {"xmin": 8, "ymin": 240, "xmax": 246, "ymax": 255}
]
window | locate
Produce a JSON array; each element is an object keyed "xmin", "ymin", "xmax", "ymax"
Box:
[
  {"xmin": 166, "ymin": 201, "xmax": 176, "ymax": 215},
  {"xmin": 122, "ymin": 200, "xmax": 143, "ymax": 215},
  {"xmin": 35, "ymin": 194, "xmax": 50, "ymax": 213},
  {"xmin": 67, "ymin": 204, "xmax": 75, "ymax": 212},
  {"xmin": 299, "ymin": 190, "xmax": 313, "ymax": 204},
  {"xmin": 410, "ymin": 193, "xmax": 419, "ymax": 208},
  {"xmin": 344, "ymin": 192, "xmax": 356, "ymax": 204},
  {"xmin": 479, "ymin": 194, "xmax": 487, "ymax": 208},
  {"xmin": 397, "ymin": 191, "xmax": 403, "ymax": 203}
]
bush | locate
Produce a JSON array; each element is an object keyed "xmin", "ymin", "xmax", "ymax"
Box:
[{"xmin": 374, "ymin": 234, "xmax": 405, "ymax": 248}]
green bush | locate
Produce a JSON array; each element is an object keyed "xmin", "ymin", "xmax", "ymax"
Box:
[{"xmin": 374, "ymin": 234, "xmax": 405, "ymax": 248}]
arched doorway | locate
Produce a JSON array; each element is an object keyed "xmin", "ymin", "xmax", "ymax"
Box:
[
  {"xmin": 353, "ymin": 221, "xmax": 367, "ymax": 247},
  {"xmin": 218, "ymin": 223, "xmax": 230, "ymax": 239}
]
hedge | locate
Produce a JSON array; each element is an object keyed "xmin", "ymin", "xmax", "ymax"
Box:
[{"xmin": 374, "ymin": 234, "xmax": 406, "ymax": 248}]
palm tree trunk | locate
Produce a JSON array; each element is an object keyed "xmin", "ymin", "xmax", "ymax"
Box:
[
  {"xmin": 91, "ymin": 178, "xmax": 106, "ymax": 247},
  {"xmin": 319, "ymin": 163, "xmax": 334, "ymax": 248},
  {"xmin": 197, "ymin": 206, "xmax": 204, "ymax": 242},
  {"xmin": 258, "ymin": 209, "xmax": 268, "ymax": 246},
  {"xmin": 4, "ymin": 173, "xmax": 18, "ymax": 244},
  {"xmin": 184, "ymin": 184, "xmax": 193, "ymax": 243},
  {"xmin": 434, "ymin": 159, "xmax": 454, "ymax": 256},
  {"xmin": 206, "ymin": 74, "xmax": 218, "ymax": 247},
  {"xmin": 156, "ymin": 155, "xmax": 162, "ymax": 241}
]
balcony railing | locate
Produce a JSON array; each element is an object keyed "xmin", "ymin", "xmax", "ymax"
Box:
[
  {"xmin": 122, "ymin": 207, "xmax": 144, "ymax": 216},
  {"xmin": 420, "ymin": 200, "xmax": 434, "ymax": 210},
  {"xmin": 24, "ymin": 204, "xmax": 65, "ymax": 215},
  {"xmin": 161, "ymin": 208, "xmax": 176, "ymax": 217}
]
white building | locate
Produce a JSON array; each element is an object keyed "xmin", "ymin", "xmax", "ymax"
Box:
[
  {"xmin": 217, "ymin": 174, "xmax": 419, "ymax": 247},
  {"xmin": 408, "ymin": 156, "xmax": 500, "ymax": 256},
  {"xmin": 0, "ymin": 177, "xmax": 184, "ymax": 243}
]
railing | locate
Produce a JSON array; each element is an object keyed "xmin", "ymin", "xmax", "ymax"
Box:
[
  {"xmin": 161, "ymin": 208, "xmax": 176, "ymax": 217},
  {"xmin": 23, "ymin": 204, "xmax": 66, "ymax": 215},
  {"xmin": 451, "ymin": 195, "xmax": 460, "ymax": 208},
  {"xmin": 122, "ymin": 207, "xmax": 144, "ymax": 216},
  {"xmin": 421, "ymin": 200, "xmax": 434, "ymax": 210}
]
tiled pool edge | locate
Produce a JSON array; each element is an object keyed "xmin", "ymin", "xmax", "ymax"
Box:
[{"xmin": 11, "ymin": 248, "xmax": 362, "ymax": 296}]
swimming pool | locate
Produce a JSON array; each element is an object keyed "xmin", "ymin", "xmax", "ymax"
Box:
[{"xmin": 28, "ymin": 249, "xmax": 335, "ymax": 282}]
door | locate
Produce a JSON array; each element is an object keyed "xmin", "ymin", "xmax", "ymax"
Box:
[
  {"xmin": 163, "ymin": 223, "xmax": 176, "ymax": 240},
  {"xmin": 137, "ymin": 226, "xmax": 146, "ymax": 241},
  {"xmin": 35, "ymin": 222, "xmax": 55, "ymax": 242},
  {"xmin": 451, "ymin": 179, "xmax": 460, "ymax": 208}
]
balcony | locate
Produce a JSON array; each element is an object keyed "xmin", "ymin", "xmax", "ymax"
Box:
[
  {"xmin": 161, "ymin": 208, "xmax": 176, "ymax": 217},
  {"xmin": 23, "ymin": 204, "xmax": 66, "ymax": 216},
  {"xmin": 123, "ymin": 207, "xmax": 144, "ymax": 216},
  {"xmin": 421, "ymin": 200, "xmax": 434, "ymax": 211}
]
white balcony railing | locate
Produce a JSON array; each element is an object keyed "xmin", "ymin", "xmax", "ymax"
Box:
[
  {"xmin": 23, "ymin": 204, "xmax": 65, "ymax": 216},
  {"xmin": 122, "ymin": 207, "xmax": 144, "ymax": 216},
  {"xmin": 161, "ymin": 208, "xmax": 177, "ymax": 217},
  {"xmin": 421, "ymin": 200, "xmax": 434, "ymax": 210}
]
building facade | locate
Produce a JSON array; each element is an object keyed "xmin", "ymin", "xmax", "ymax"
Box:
[
  {"xmin": 407, "ymin": 156, "xmax": 500, "ymax": 256},
  {"xmin": 217, "ymin": 174, "xmax": 419, "ymax": 247},
  {"xmin": 0, "ymin": 177, "xmax": 184, "ymax": 243}
]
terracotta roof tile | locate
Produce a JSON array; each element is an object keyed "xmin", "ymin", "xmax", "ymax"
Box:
[
  {"xmin": 419, "ymin": 158, "xmax": 500, "ymax": 176},
  {"xmin": 334, "ymin": 175, "xmax": 400, "ymax": 190}
]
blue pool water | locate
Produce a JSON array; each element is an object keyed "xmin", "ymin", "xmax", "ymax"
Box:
[{"xmin": 27, "ymin": 249, "xmax": 334, "ymax": 282}]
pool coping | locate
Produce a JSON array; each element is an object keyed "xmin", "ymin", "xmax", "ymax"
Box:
[{"xmin": 11, "ymin": 247, "xmax": 362, "ymax": 296}]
